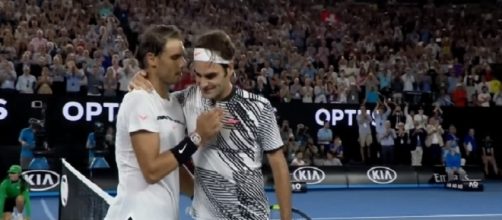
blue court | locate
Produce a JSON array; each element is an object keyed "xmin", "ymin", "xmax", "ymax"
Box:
[{"xmin": 31, "ymin": 181, "xmax": 502, "ymax": 220}]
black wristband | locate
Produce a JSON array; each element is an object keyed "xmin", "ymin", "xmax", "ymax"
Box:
[{"xmin": 170, "ymin": 137, "xmax": 198, "ymax": 165}]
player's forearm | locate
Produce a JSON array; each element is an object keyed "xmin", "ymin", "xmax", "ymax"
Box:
[
  {"xmin": 143, "ymin": 151, "xmax": 179, "ymax": 184},
  {"xmin": 268, "ymin": 150, "xmax": 292, "ymax": 220}
]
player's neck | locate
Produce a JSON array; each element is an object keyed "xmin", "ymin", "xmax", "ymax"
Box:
[
  {"xmin": 214, "ymin": 82, "xmax": 234, "ymax": 102},
  {"xmin": 146, "ymin": 70, "xmax": 170, "ymax": 99}
]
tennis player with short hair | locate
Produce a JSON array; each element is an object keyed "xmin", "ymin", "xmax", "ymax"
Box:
[
  {"xmin": 132, "ymin": 30, "xmax": 292, "ymax": 220},
  {"xmin": 105, "ymin": 25, "xmax": 223, "ymax": 220}
]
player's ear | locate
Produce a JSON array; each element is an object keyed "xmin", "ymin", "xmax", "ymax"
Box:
[
  {"xmin": 226, "ymin": 62, "xmax": 234, "ymax": 78},
  {"xmin": 146, "ymin": 52, "xmax": 158, "ymax": 68}
]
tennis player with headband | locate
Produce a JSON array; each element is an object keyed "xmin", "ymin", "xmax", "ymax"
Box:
[{"xmin": 130, "ymin": 30, "xmax": 292, "ymax": 220}]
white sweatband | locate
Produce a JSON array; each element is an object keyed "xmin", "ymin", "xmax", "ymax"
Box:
[{"xmin": 193, "ymin": 48, "xmax": 231, "ymax": 64}]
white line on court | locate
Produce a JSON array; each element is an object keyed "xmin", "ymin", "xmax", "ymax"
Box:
[
  {"xmin": 307, "ymin": 213, "xmax": 502, "ymax": 220},
  {"xmin": 41, "ymin": 198, "xmax": 56, "ymax": 220}
]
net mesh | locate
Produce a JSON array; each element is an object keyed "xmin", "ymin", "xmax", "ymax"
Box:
[{"xmin": 59, "ymin": 159, "xmax": 113, "ymax": 220}]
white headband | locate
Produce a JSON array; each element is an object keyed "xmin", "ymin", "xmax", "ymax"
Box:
[{"xmin": 193, "ymin": 48, "xmax": 231, "ymax": 64}]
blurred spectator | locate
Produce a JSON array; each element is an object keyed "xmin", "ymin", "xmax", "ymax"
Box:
[
  {"xmin": 390, "ymin": 105, "xmax": 405, "ymax": 129},
  {"xmin": 36, "ymin": 67, "xmax": 53, "ymax": 94},
  {"xmin": 284, "ymin": 137, "xmax": 300, "ymax": 163},
  {"xmin": 317, "ymin": 121, "xmax": 333, "ymax": 152},
  {"xmin": 444, "ymin": 125, "xmax": 461, "ymax": 162},
  {"xmin": 65, "ymin": 60, "xmax": 86, "ymax": 95},
  {"xmin": 279, "ymin": 120, "xmax": 293, "ymax": 143},
  {"xmin": 463, "ymin": 128, "xmax": 478, "ymax": 165},
  {"xmin": 323, "ymin": 151, "xmax": 342, "ymax": 166},
  {"xmin": 478, "ymin": 86, "xmax": 491, "ymax": 107},
  {"xmin": 0, "ymin": 55, "xmax": 17, "ymax": 94},
  {"xmin": 15, "ymin": 65, "xmax": 36, "ymax": 94},
  {"xmin": 373, "ymin": 101, "xmax": 391, "ymax": 136},
  {"xmin": 413, "ymin": 107, "xmax": 428, "ymax": 130},
  {"xmin": 327, "ymin": 136, "xmax": 344, "ymax": 163},
  {"xmin": 50, "ymin": 55, "xmax": 67, "ymax": 94},
  {"xmin": 378, "ymin": 121, "xmax": 397, "ymax": 165},
  {"xmin": 410, "ymin": 120, "xmax": 427, "ymax": 166},
  {"xmin": 445, "ymin": 147, "xmax": 467, "ymax": 181},
  {"xmin": 493, "ymin": 87, "xmax": 502, "ymax": 106},
  {"xmin": 357, "ymin": 104, "xmax": 372, "ymax": 163},
  {"xmin": 117, "ymin": 58, "xmax": 139, "ymax": 97},
  {"xmin": 451, "ymin": 83, "xmax": 468, "ymax": 107},
  {"xmin": 425, "ymin": 117, "xmax": 444, "ymax": 166},
  {"xmin": 291, "ymin": 151, "xmax": 306, "ymax": 166},
  {"xmin": 481, "ymin": 135, "xmax": 499, "ymax": 176},
  {"xmin": 103, "ymin": 67, "xmax": 118, "ymax": 97},
  {"xmin": 395, "ymin": 122, "xmax": 410, "ymax": 165}
]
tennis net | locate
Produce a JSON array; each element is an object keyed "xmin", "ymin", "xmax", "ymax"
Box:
[{"xmin": 59, "ymin": 159, "xmax": 113, "ymax": 220}]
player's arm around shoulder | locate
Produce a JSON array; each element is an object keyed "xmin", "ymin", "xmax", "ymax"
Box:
[{"xmin": 125, "ymin": 90, "xmax": 223, "ymax": 184}]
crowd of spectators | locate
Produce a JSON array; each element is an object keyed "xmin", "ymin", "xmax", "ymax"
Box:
[
  {"xmin": 0, "ymin": 0, "xmax": 501, "ymax": 171},
  {"xmin": 0, "ymin": 0, "xmax": 501, "ymax": 107}
]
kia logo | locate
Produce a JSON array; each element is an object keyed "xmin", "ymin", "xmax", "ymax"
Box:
[
  {"xmin": 366, "ymin": 166, "xmax": 397, "ymax": 184},
  {"xmin": 292, "ymin": 166, "xmax": 326, "ymax": 184},
  {"xmin": 22, "ymin": 170, "xmax": 60, "ymax": 191}
]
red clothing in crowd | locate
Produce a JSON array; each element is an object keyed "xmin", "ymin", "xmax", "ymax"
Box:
[{"xmin": 451, "ymin": 87, "xmax": 467, "ymax": 107}]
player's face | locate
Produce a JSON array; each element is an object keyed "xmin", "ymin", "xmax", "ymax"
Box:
[
  {"xmin": 193, "ymin": 61, "xmax": 232, "ymax": 100},
  {"xmin": 153, "ymin": 39, "xmax": 186, "ymax": 85},
  {"xmin": 9, "ymin": 172, "xmax": 19, "ymax": 181}
]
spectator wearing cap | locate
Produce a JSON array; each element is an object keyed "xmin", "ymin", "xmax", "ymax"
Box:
[{"xmin": 0, "ymin": 164, "xmax": 31, "ymax": 220}]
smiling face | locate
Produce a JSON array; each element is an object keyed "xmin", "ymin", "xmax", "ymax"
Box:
[
  {"xmin": 193, "ymin": 61, "xmax": 233, "ymax": 100},
  {"xmin": 192, "ymin": 30, "xmax": 236, "ymax": 100}
]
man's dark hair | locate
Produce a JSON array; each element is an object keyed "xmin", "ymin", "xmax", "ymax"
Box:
[
  {"xmin": 193, "ymin": 30, "xmax": 235, "ymax": 75},
  {"xmin": 136, "ymin": 25, "xmax": 182, "ymax": 69}
]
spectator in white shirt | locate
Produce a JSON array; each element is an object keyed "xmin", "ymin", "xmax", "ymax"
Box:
[
  {"xmin": 15, "ymin": 65, "xmax": 36, "ymax": 94},
  {"xmin": 401, "ymin": 70, "xmax": 415, "ymax": 92},
  {"xmin": 478, "ymin": 86, "xmax": 491, "ymax": 107},
  {"xmin": 290, "ymin": 151, "xmax": 306, "ymax": 166}
]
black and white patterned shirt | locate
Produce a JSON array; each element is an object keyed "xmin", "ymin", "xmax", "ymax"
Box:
[{"xmin": 174, "ymin": 85, "xmax": 283, "ymax": 220}]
